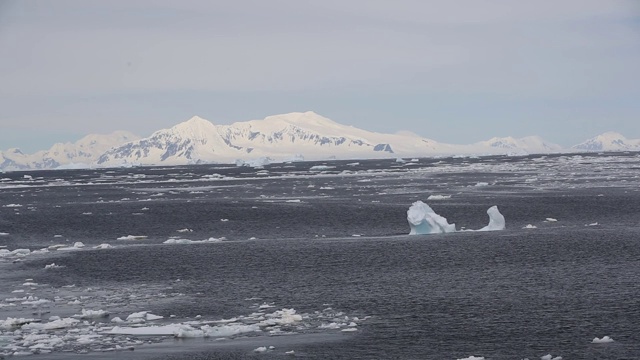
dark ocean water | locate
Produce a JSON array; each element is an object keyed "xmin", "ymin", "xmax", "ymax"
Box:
[{"xmin": 1, "ymin": 153, "xmax": 640, "ymax": 359}]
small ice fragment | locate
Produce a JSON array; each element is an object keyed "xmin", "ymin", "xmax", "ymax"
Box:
[
  {"xmin": 457, "ymin": 357, "xmax": 485, "ymax": 360},
  {"xmin": 117, "ymin": 235, "xmax": 147, "ymax": 240},
  {"xmin": 0, "ymin": 232, "xmax": 9, "ymax": 236},
  {"xmin": 254, "ymin": 346, "xmax": 268, "ymax": 352},
  {"xmin": 474, "ymin": 182, "xmax": 489, "ymax": 187},
  {"xmin": 523, "ymin": 224, "xmax": 537, "ymax": 229},
  {"xmin": 341, "ymin": 328, "xmax": 357, "ymax": 332},
  {"xmin": 592, "ymin": 335, "xmax": 614, "ymax": 343},
  {"xmin": 586, "ymin": 222, "xmax": 599, "ymax": 226},
  {"xmin": 545, "ymin": 218, "xmax": 558, "ymax": 222},
  {"xmin": 427, "ymin": 195, "xmax": 451, "ymax": 200},
  {"xmin": 94, "ymin": 243, "xmax": 113, "ymax": 249},
  {"xmin": 285, "ymin": 350, "xmax": 295, "ymax": 355},
  {"xmin": 220, "ymin": 219, "xmax": 229, "ymax": 222}
]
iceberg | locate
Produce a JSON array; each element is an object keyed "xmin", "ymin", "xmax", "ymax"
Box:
[
  {"xmin": 407, "ymin": 201, "xmax": 505, "ymax": 235},
  {"xmin": 407, "ymin": 201, "xmax": 456, "ymax": 235},
  {"xmin": 477, "ymin": 206, "xmax": 506, "ymax": 231}
]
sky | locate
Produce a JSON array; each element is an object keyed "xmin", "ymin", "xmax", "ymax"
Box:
[{"xmin": 0, "ymin": 0, "xmax": 639, "ymax": 153}]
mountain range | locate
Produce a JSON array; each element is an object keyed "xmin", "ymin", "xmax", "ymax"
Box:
[{"xmin": 1, "ymin": 112, "xmax": 638, "ymax": 171}]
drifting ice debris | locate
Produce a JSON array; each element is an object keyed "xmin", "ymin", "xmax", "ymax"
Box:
[
  {"xmin": 407, "ymin": 201, "xmax": 505, "ymax": 235},
  {"xmin": 545, "ymin": 218, "xmax": 558, "ymax": 222},
  {"xmin": 117, "ymin": 235, "xmax": 147, "ymax": 240},
  {"xmin": 540, "ymin": 355, "xmax": 562, "ymax": 360},
  {"xmin": 592, "ymin": 335, "xmax": 614, "ymax": 343},
  {"xmin": 457, "ymin": 357, "xmax": 485, "ymax": 360},
  {"xmin": 427, "ymin": 195, "xmax": 451, "ymax": 200},
  {"xmin": 523, "ymin": 224, "xmax": 537, "ymax": 229}
]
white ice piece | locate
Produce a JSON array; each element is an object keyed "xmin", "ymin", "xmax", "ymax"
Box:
[
  {"xmin": 457, "ymin": 357, "xmax": 485, "ymax": 360},
  {"xmin": 407, "ymin": 201, "xmax": 456, "ymax": 235},
  {"xmin": 117, "ymin": 235, "xmax": 148, "ymax": 240},
  {"xmin": 477, "ymin": 206, "xmax": 506, "ymax": 232},
  {"xmin": 592, "ymin": 335, "xmax": 614, "ymax": 343},
  {"xmin": 407, "ymin": 201, "xmax": 505, "ymax": 235}
]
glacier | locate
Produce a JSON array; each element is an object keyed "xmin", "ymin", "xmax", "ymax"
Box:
[{"xmin": 407, "ymin": 201, "xmax": 505, "ymax": 235}]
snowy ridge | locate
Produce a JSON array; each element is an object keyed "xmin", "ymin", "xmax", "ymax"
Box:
[
  {"xmin": 572, "ymin": 131, "xmax": 640, "ymax": 152},
  {"xmin": 95, "ymin": 111, "xmax": 566, "ymax": 168},
  {"xmin": 0, "ymin": 131, "xmax": 139, "ymax": 170},
  {"xmin": 5, "ymin": 112, "xmax": 638, "ymax": 170},
  {"xmin": 477, "ymin": 136, "xmax": 563, "ymax": 154}
]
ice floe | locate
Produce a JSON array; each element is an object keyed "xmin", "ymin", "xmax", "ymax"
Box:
[
  {"xmin": 163, "ymin": 237, "xmax": 222, "ymax": 245},
  {"xmin": 540, "ymin": 355, "xmax": 562, "ymax": 360},
  {"xmin": 592, "ymin": 335, "xmax": 614, "ymax": 343},
  {"xmin": 457, "ymin": 357, "xmax": 485, "ymax": 360},
  {"xmin": 116, "ymin": 235, "xmax": 148, "ymax": 240}
]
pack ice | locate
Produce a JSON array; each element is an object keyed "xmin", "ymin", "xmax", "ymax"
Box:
[{"xmin": 407, "ymin": 201, "xmax": 505, "ymax": 235}]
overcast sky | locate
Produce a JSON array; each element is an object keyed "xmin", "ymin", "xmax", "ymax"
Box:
[{"xmin": 1, "ymin": 0, "xmax": 639, "ymax": 152}]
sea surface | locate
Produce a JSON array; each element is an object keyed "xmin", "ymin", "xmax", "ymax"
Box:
[{"xmin": 1, "ymin": 153, "xmax": 640, "ymax": 359}]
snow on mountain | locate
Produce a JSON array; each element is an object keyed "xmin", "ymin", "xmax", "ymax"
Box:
[
  {"xmin": 571, "ymin": 131, "xmax": 640, "ymax": 152},
  {"xmin": 476, "ymin": 136, "xmax": 563, "ymax": 155},
  {"xmin": 2, "ymin": 111, "xmax": 586, "ymax": 170},
  {"xmin": 96, "ymin": 116, "xmax": 248, "ymax": 166},
  {"xmin": 0, "ymin": 131, "xmax": 139, "ymax": 170}
]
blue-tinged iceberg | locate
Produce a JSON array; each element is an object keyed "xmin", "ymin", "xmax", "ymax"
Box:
[{"xmin": 407, "ymin": 201, "xmax": 505, "ymax": 235}]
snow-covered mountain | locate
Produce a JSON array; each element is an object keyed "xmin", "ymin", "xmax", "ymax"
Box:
[
  {"xmin": 571, "ymin": 132, "xmax": 640, "ymax": 152},
  {"xmin": 96, "ymin": 112, "xmax": 564, "ymax": 167},
  {"xmin": 4, "ymin": 111, "xmax": 610, "ymax": 171},
  {"xmin": 0, "ymin": 131, "xmax": 139, "ymax": 170},
  {"xmin": 476, "ymin": 136, "xmax": 563, "ymax": 155}
]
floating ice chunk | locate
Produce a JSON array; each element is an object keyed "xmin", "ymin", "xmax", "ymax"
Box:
[
  {"xmin": 523, "ymin": 224, "xmax": 537, "ymax": 229},
  {"xmin": 126, "ymin": 311, "xmax": 149, "ymax": 321},
  {"xmin": 0, "ymin": 317, "xmax": 38, "ymax": 329},
  {"xmin": 0, "ymin": 232, "xmax": 9, "ymax": 236},
  {"xmin": 427, "ymin": 195, "xmax": 451, "ymax": 200},
  {"xmin": 477, "ymin": 206, "xmax": 506, "ymax": 232},
  {"xmin": 94, "ymin": 243, "xmax": 113, "ymax": 249},
  {"xmin": 285, "ymin": 199, "xmax": 301, "ymax": 203},
  {"xmin": 254, "ymin": 346, "xmax": 268, "ymax": 352},
  {"xmin": 3, "ymin": 204, "xmax": 23, "ymax": 207},
  {"xmin": 474, "ymin": 182, "xmax": 489, "ymax": 187},
  {"xmin": 57, "ymin": 242, "xmax": 85, "ymax": 251},
  {"xmin": 407, "ymin": 201, "xmax": 456, "ymax": 235},
  {"xmin": 23, "ymin": 317, "xmax": 79, "ymax": 330},
  {"xmin": 457, "ymin": 357, "xmax": 485, "ymax": 360},
  {"xmin": 395, "ymin": 158, "xmax": 406, "ymax": 163},
  {"xmin": 111, "ymin": 317, "xmax": 125, "ymax": 323},
  {"xmin": 117, "ymin": 235, "xmax": 147, "ymax": 240},
  {"xmin": 285, "ymin": 350, "xmax": 295, "ymax": 355},
  {"xmin": 73, "ymin": 309, "xmax": 109, "ymax": 319},
  {"xmin": 310, "ymin": 165, "xmax": 335, "ymax": 171},
  {"xmin": 545, "ymin": 218, "xmax": 558, "ymax": 222},
  {"xmin": 145, "ymin": 313, "xmax": 164, "ymax": 321},
  {"xmin": 586, "ymin": 222, "xmax": 599, "ymax": 226},
  {"xmin": 177, "ymin": 228, "xmax": 193, "ymax": 233},
  {"xmin": 341, "ymin": 327, "xmax": 357, "ymax": 332},
  {"xmin": 592, "ymin": 335, "xmax": 614, "ymax": 343},
  {"xmin": 220, "ymin": 218, "xmax": 229, "ymax": 222},
  {"xmin": 163, "ymin": 238, "xmax": 221, "ymax": 245},
  {"xmin": 44, "ymin": 263, "xmax": 63, "ymax": 269},
  {"xmin": 540, "ymin": 355, "xmax": 562, "ymax": 360}
]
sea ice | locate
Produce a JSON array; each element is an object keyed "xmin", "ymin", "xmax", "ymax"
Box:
[
  {"xmin": 545, "ymin": 218, "xmax": 558, "ymax": 222},
  {"xmin": 457, "ymin": 357, "xmax": 485, "ymax": 360},
  {"xmin": 427, "ymin": 195, "xmax": 451, "ymax": 200},
  {"xmin": 540, "ymin": 355, "xmax": 562, "ymax": 360},
  {"xmin": 94, "ymin": 243, "xmax": 113, "ymax": 249},
  {"xmin": 72, "ymin": 309, "xmax": 109, "ymax": 319},
  {"xmin": 524, "ymin": 224, "xmax": 537, "ymax": 229},
  {"xmin": 592, "ymin": 335, "xmax": 614, "ymax": 343},
  {"xmin": 163, "ymin": 238, "xmax": 221, "ymax": 244},
  {"xmin": 117, "ymin": 235, "xmax": 148, "ymax": 240}
]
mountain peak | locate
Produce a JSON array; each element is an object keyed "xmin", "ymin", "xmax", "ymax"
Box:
[{"xmin": 572, "ymin": 131, "xmax": 639, "ymax": 151}]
